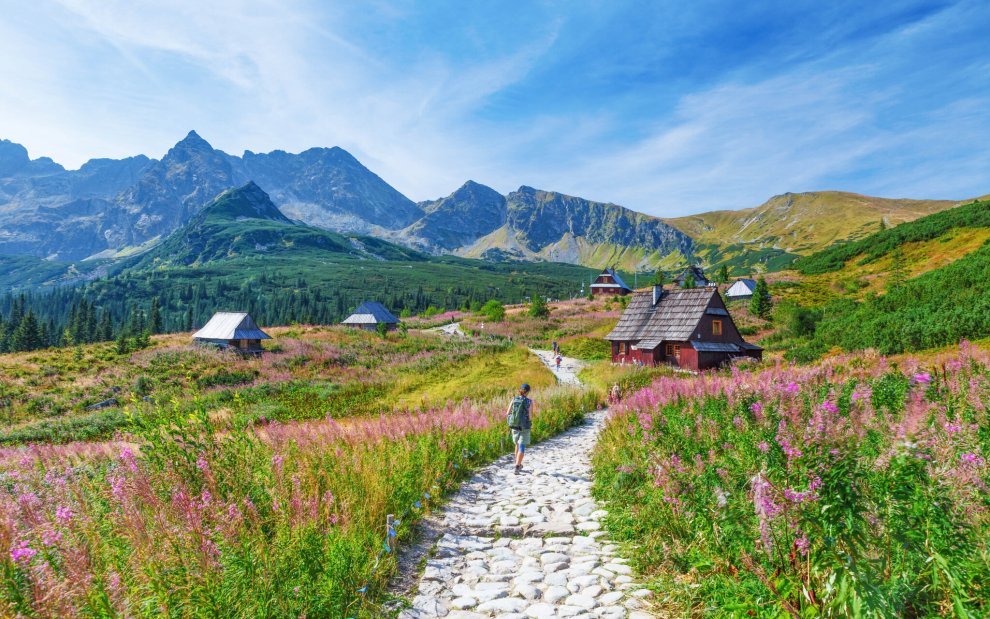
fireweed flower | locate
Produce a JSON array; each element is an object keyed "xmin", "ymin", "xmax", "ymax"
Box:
[
  {"xmin": 794, "ymin": 532, "xmax": 811, "ymax": 556},
  {"xmin": 55, "ymin": 505, "xmax": 74, "ymax": 522},
  {"xmin": 757, "ymin": 441, "xmax": 770, "ymax": 453},
  {"xmin": 821, "ymin": 401, "xmax": 839, "ymax": 414},
  {"xmin": 196, "ymin": 455, "xmax": 209, "ymax": 471},
  {"xmin": 10, "ymin": 540, "xmax": 36, "ymax": 564},
  {"xmin": 960, "ymin": 452, "xmax": 986, "ymax": 466},
  {"xmin": 272, "ymin": 454, "xmax": 285, "ymax": 473},
  {"xmin": 913, "ymin": 372, "xmax": 932, "ymax": 384}
]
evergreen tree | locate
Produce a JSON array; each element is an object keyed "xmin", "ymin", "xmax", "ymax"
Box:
[
  {"xmin": 888, "ymin": 248, "xmax": 907, "ymax": 292},
  {"xmin": 185, "ymin": 307, "xmax": 194, "ymax": 332},
  {"xmin": 750, "ymin": 277, "xmax": 773, "ymax": 320},
  {"xmin": 652, "ymin": 270, "xmax": 666, "ymax": 287},
  {"xmin": 718, "ymin": 264, "xmax": 729, "ymax": 284},
  {"xmin": 115, "ymin": 330, "xmax": 130, "ymax": 355},
  {"xmin": 683, "ymin": 271, "xmax": 696, "ymax": 289},
  {"xmin": 12, "ymin": 311, "xmax": 43, "ymax": 351},
  {"xmin": 149, "ymin": 298, "xmax": 163, "ymax": 334},
  {"xmin": 529, "ymin": 295, "xmax": 550, "ymax": 318}
]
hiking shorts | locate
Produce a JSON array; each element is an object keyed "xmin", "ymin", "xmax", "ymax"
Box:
[{"xmin": 511, "ymin": 428, "xmax": 531, "ymax": 448}]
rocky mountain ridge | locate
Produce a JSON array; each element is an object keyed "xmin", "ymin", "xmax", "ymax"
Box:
[{"xmin": 0, "ymin": 132, "xmax": 964, "ymax": 271}]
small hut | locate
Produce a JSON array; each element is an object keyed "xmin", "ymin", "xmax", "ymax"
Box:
[
  {"xmin": 342, "ymin": 302, "xmax": 400, "ymax": 332},
  {"xmin": 673, "ymin": 265, "xmax": 710, "ymax": 288},
  {"xmin": 605, "ymin": 286, "xmax": 761, "ymax": 371},
  {"xmin": 591, "ymin": 268, "xmax": 633, "ymax": 296},
  {"xmin": 725, "ymin": 278, "xmax": 758, "ymax": 300},
  {"xmin": 192, "ymin": 312, "xmax": 271, "ymax": 353}
]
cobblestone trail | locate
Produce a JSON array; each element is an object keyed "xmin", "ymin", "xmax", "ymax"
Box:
[{"xmin": 399, "ymin": 352, "xmax": 655, "ymax": 619}]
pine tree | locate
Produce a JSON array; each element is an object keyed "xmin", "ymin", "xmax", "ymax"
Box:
[
  {"xmin": 529, "ymin": 295, "xmax": 550, "ymax": 318},
  {"xmin": 683, "ymin": 272, "xmax": 696, "ymax": 289},
  {"xmin": 652, "ymin": 270, "xmax": 666, "ymax": 287},
  {"xmin": 149, "ymin": 298, "xmax": 163, "ymax": 334},
  {"xmin": 12, "ymin": 311, "xmax": 42, "ymax": 351},
  {"xmin": 718, "ymin": 264, "xmax": 729, "ymax": 284},
  {"xmin": 185, "ymin": 307, "xmax": 194, "ymax": 332},
  {"xmin": 750, "ymin": 277, "xmax": 773, "ymax": 320},
  {"xmin": 888, "ymin": 248, "xmax": 907, "ymax": 292}
]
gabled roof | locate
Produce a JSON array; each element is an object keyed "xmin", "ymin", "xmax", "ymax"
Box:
[
  {"xmin": 193, "ymin": 312, "xmax": 271, "ymax": 341},
  {"xmin": 606, "ymin": 288, "xmax": 715, "ymax": 347},
  {"xmin": 726, "ymin": 279, "xmax": 757, "ymax": 295},
  {"xmin": 674, "ymin": 265, "xmax": 708, "ymax": 283},
  {"xmin": 342, "ymin": 301, "xmax": 400, "ymax": 325},
  {"xmin": 592, "ymin": 268, "xmax": 632, "ymax": 291}
]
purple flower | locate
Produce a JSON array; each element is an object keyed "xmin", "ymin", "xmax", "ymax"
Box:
[
  {"xmin": 960, "ymin": 452, "xmax": 985, "ymax": 467},
  {"xmin": 196, "ymin": 455, "xmax": 209, "ymax": 471},
  {"xmin": 794, "ymin": 533, "xmax": 811, "ymax": 556},
  {"xmin": 41, "ymin": 529, "xmax": 63, "ymax": 547},
  {"xmin": 55, "ymin": 505, "xmax": 74, "ymax": 522},
  {"xmin": 10, "ymin": 540, "xmax": 36, "ymax": 564},
  {"xmin": 272, "ymin": 454, "xmax": 285, "ymax": 473},
  {"xmin": 913, "ymin": 372, "xmax": 931, "ymax": 384},
  {"xmin": 119, "ymin": 447, "xmax": 139, "ymax": 473},
  {"xmin": 750, "ymin": 401, "xmax": 763, "ymax": 414},
  {"xmin": 821, "ymin": 401, "xmax": 839, "ymax": 414},
  {"xmin": 757, "ymin": 441, "xmax": 770, "ymax": 453},
  {"xmin": 784, "ymin": 382, "xmax": 800, "ymax": 394}
]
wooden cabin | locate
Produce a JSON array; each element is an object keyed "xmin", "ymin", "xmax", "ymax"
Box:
[
  {"xmin": 605, "ymin": 286, "xmax": 761, "ymax": 371},
  {"xmin": 591, "ymin": 268, "xmax": 633, "ymax": 296},
  {"xmin": 193, "ymin": 312, "xmax": 271, "ymax": 353},
  {"xmin": 725, "ymin": 278, "xmax": 758, "ymax": 300},
  {"xmin": 673, "ymin": 265, "xmax": 710, "ymax": 288},
  {"xmin": 342, "ymin": 301, "xmax": 400, "ymax": 332}
]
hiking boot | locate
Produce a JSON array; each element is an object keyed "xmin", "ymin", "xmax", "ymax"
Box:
[{"xmin": 514, "ymin": 464, "xmax": 521, "ymax": 475}]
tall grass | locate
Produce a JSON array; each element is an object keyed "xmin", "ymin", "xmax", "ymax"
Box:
[
  {"xmin": 594, "ymin": 343, "xmax": 989, "ymax": 617},
  {"xmin": 0, "ymin": 383, "xmax": 598, "ymax": 617}
]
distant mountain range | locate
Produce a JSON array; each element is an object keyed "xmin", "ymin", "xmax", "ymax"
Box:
[{"xmin": 0, "ymin": 131, "xmax": 970, "ymax": 273}]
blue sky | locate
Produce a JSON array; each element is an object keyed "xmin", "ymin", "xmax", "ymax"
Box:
[{"xmin": 1, "ymin": 0, "xmax": 988, "ymax": 216}]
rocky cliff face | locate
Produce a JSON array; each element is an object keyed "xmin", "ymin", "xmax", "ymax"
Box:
[{"xmin": 0, "ymin": 132, "xmax": 423, "ymax": 261}]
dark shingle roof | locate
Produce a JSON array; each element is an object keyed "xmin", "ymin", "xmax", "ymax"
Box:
[
  {"xmin": 692, "ymin": 341, "xmax": 741, "ymax": 352},
  {"xmin": 602, "ymin": 268, "xmax": 631, "ymax": 291},
  {"xmin": 606, "ymin": 288, "xmax": 716, "ymax": 348},
  {"xmin": 342, "ymin": 301, "xmax": 400, "ymax": 325},
  {"xmin": 674, "ymin": 265, "xmax": 707, "ymax": 284}
]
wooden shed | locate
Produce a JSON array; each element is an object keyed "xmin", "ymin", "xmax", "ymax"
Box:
[
  {"xmin": 193, "ymin": 312, "xmax": 271, "ymax": 353},
  {"xmin": 725, "ymin": 278, "xmax": 758, "ymax": 300},
  {"xmin": 605, "ymin": 286, "xmax": 761, "ymax": 371},
  {"xmin": 591, "ymin": 268, "xmax": 633, "ymax": 296},
  {"xmin": 342, "ymin": 302, "xmax": 400, "ymax": 332}
]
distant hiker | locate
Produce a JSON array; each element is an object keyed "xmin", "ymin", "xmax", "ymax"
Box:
[
  {"xmin": 555, "ymin": 355, "xmax": 562, "ymax": 369},
  {"xmin": 609, "ymin": 383, "xmax": 621, "ymax": 405},
  {"xmin": 506, "ymin": 384, "xmax": 533, "ymax": 475},
  {"xmin": 551, "ymin": 340, "xmax": 559, "ymax": 355}
]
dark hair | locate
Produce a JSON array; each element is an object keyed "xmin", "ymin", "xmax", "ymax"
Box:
[{"xmin": 520, "ymin": 383, "xmax": 531, "ymax": 394}]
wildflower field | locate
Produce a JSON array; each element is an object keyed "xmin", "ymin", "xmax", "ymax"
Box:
[
  {"xmin": 594, "ymin": 343, "xmax": 990, "ymax": 616},
  {"xmin": 0, "ymin": 325, "xmax": 599, "ymax": 615}
]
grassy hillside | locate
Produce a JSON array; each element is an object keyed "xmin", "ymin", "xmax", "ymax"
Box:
[
  {"xmin": 665, "ymin": 191, "xmax": 957, "ymax": 257},
  {"xmin": 794, "ymin": 197, "xmax": 990, "ymax": 275}
]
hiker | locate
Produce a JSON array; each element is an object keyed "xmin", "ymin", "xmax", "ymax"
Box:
[
  {"xmin": 551, "ymin": 340, "xmax": 559, "ymax": 355},
  {"xmin": 609, "ymin": 383, "xmax": 621, "ymax": 405},
  {"xmin": 555, "ymin": 355, "xmax": 562, "ymax": 369},
  {"xmin": 506, "ymin": 383, "xmax": 533, "ymax": 475}
]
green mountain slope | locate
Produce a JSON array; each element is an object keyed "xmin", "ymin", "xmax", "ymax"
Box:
[
  {"xmin": 1, "ymin": 184, "xmax": 598, "ymax": 339},
  {"xmin": 664, "ymin": 191, "xmax": 957, "ymax": 270}
]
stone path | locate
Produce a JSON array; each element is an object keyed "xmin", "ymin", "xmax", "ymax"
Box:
[
  {"xmin": 397, "ymin": 354, "xmax": 655, "ymax": 619},
  {"xmin": 432, "ymin": 322, "xmax": 468, "ymax": 337}
]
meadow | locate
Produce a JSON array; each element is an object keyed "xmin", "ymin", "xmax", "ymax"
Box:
[
  {"xmin": 0, "ymin": 326, "xmax": 554, "ymax": 445},
  {"xmin": 593, "ymin": 342, "xmax": 990, "ymax": 617},
  {"xmin": 0, "ymin": 319, "xmax": 600, "ymax": 616}
]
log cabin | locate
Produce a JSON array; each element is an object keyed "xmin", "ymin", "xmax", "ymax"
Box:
[
  {"xmin": 192, "ymin": 312, "xmax": 271, "ymax": 353},
  {"xmin": 591, "ymin": 268, "xmax": 633, "ymax": 296}
]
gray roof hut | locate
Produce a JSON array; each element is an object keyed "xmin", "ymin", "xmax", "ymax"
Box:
[
  {"xmin": 342, "ymin": 302, "xmax": 400, "ymax": 332},
  {"xmin": 725, "ymin": 278, "xmax": 758, "ymax": 299},
  {"xmin": 192, "ymin": 312, "xmax": 271, "ymax": 353},
  {"xmin": 673, "ymin": 265, "xmax": 710, "ymax": 288}
]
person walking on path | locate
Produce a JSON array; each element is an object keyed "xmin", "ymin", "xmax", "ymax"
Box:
[{"xmin": 506, "ymin": 383, "xmax": 533, "ymax": 475}]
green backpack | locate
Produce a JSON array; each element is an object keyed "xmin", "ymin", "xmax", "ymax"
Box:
[{"xmin": 507, "ymin": 396, "xmax": 530, "ymax": 429}]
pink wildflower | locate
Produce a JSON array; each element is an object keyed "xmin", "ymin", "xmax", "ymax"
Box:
[
  {"xmin": 196, "ymin": 455, "xmax": 209, "ymax": 471},
  {"xmin": 913, "ymin": 372, "xmax": 931, "ymax": 384},
  {"xmin": 821, "ymin": 401, "xmax": 839, "ymax": 414},
  {"xmin": 794, "ymin": 533, "xmax": 811, "ymax": 556},
  {"xmin": 757, "ymin": 441, "xmax": 770, "ymax": 453},
  {"xmin": 10, "ymin": 540, "xmax": 36, "ymax": 564},
  {"xmin": 272, "ymin": 454, "xmax": 285, "ymax": 473},
  {"xmin": 41, "ymin": 529, "xmax": 63, "ymax": 547},
  {"xmin": 960, "ymin": 452, "xmax": 985, "ymax": 467},
  {"xmin": 55, "ymin": 506, "xmax": 74, "ymax": 522}
]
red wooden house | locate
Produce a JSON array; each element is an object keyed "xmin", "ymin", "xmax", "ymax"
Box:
[
  {"xmin": 591, "ymin": 268, "xmax": 633, "ymax": 296},
  {"xmin": 605, "ymin": 286, "xmax": 761, "ymax": 371}
]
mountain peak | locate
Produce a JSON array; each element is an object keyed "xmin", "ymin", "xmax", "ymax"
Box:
[
  {"xmin": 196, "ymin": 182, "xmax": 293, "ymax": 225},
  {"xmin": 175, "ymin": 130, "xmax": 213, "ymax": 150}
]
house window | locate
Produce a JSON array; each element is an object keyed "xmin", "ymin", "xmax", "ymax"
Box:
[
  {"xmin": 671, "ymin": 344, "xmax": 680, "ymax": 357},
  {"xmin": 666, "ymin": 343, "xmax": 673, "ymax": 355},
  {"xmin": 713, "ymin": 320, "xmax": 723, "ymax": 336},
  {"xmin": 618, "ymin": 342, "xmax": 627, "ymax": 354}
]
